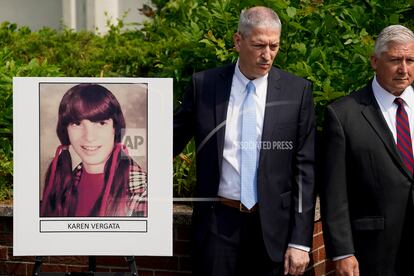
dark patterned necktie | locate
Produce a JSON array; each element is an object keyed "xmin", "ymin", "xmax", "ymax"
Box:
[{"xmin": 395, "ymin": 97, "xmax": 414, "ymax": 174}]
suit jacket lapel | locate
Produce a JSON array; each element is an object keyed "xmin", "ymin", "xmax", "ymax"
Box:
[
  {"xmin": 260, "ymin": 67, "xmax": 282, "ymax": 161},
  {"xmin": 360, "ymin": 82, "xmax": 413, "ymax": 178},
  {"xmin": 215, "ymin": 64, "xmax": 235, "ymax": 170}
]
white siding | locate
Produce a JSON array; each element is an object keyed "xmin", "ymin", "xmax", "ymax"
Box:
[
  {"xmin": 0, "ymin": 0, "xmax": 151, "ymax": 33},
  {"xmin": 0, "ymin": 0, "xmax": 63, "ymax": 30}
]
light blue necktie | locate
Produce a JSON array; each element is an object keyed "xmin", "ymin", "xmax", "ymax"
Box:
[{"xmin": 241, "ymin": 81, "xmax": 258, "ymax": 209}]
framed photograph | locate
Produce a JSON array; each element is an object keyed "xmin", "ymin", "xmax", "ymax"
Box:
[{"xmin": 13, "ymin": 77, "xmax": 172, "ymax": 256}]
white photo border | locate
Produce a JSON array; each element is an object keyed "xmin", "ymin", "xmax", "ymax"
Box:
[{"xmin": 13, "ymin": 77, "xmax": 172, "ymax": 256}]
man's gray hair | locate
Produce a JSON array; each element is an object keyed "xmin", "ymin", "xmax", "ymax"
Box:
[
  {"xmin": 374, "ymin": 25, "xmax": 414, "ymax": 56},
  {"xmin": 237, "ymin": 6, "xmax": 281, "ymax": 37}
]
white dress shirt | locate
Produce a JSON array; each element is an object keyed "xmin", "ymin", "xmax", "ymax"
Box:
[
  {"xmin": 372, "ymin": 75, "xmax": 414, "ymax": 147},
  {"xmin": 218, "ymin": 60, "xmax": 268, "ymax": 200}
]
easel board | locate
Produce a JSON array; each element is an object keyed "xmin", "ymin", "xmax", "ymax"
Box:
[{"xmin": 13, "ymin": 77, "xmax": 173, "ymax": 256}]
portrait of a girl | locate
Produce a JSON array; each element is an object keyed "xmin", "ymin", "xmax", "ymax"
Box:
[{"xmin": 40, "ymin": 83, "xmax": 148, "ymax": 217}]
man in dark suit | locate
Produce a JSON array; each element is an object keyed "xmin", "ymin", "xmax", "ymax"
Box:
[
  {"xmin": 321, "ymin": 25, "xmax": 414, "ymax": 276},
  {"xmin": 174, "ymin": 6, "xmax": 315, "ymax": 276}
]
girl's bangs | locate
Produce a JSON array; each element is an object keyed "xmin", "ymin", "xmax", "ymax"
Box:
[{"xmin": 62, "ymin": 90, "xmax": 114, "ymax": 125}]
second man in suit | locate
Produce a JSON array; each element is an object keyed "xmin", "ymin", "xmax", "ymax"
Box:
[
  {"xmin": 174, "ymin": 6, "xmax": 316, "ymax": 276},
  {"xmin": 321, "ymin": 25, "xmax": 414, "ymax": 276}
]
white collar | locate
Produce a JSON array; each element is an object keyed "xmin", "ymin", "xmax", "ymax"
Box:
[
  {"xmin": 372, "ymin": 75, "xmax": 414, "ymax": 109},
  {"xmin": 234, "ymin": 59, "xmax": 268, "ymax": 94}
]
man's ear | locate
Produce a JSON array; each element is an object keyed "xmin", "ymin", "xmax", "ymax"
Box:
[
  {"xmin": 233, "ymin": 32, "xmax": 242, "ymax": 52},
  {"xmin": 370, "ymin": 54, "xmax": 377, "ymax": 71}
]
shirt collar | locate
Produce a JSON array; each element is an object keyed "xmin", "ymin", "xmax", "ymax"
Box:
[
  {"xmin": 235, "ymin": 59, "xmax": 268, "ymax": 94},
  {"xmin": 372, "ymin": 75, "xmax": 414, "ymax": 109}
]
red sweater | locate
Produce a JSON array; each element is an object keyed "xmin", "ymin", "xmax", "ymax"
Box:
[{"xmin": 74, "ymin": 170, "xmax": 105, "ymax": 216}]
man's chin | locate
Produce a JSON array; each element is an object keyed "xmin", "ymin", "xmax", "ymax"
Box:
[
  {"xmin": 254, "ymin": 68, "xmax": 271, "ymax": 77},
  {"xmin": 394, "ymin": 82, "xmax": 412, "ymax": 90}
]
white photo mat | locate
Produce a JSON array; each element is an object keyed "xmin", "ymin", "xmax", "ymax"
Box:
[{"xmin": 13, "ymin": 77, "xmax": 172, "ymax": 256}]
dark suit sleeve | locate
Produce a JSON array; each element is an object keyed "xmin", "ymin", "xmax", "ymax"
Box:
[
  {"xmin": 290, "ymin": 82, "xmax": 316, "ymax": 247},
  {"xmin": 320, "ymin": 105, "xmax": 355, "ymax": 257},
  {"xmin": 173, "ymin": 75, "xmax": 196, "ymax": 157}
]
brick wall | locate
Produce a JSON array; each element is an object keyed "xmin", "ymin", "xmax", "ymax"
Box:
[
  {"xmin": 309, "ymin": 221, "xmax": 335, "ymax": 276},
  {"xmin": 0, "ymin": 205, "xmax": 335, "ymax": 276}
]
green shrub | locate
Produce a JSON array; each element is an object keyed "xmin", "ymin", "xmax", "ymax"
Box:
[{"xmin": 0, "ymin": 0, "xmax": 413, "ymax": 200}]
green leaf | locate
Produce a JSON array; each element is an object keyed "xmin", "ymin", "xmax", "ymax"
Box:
[
  {"xmin": 291, "ymin": 42, "xmax": 307, "ymax": 55},
  {"xmin": 389, "ymin": 14, "xmax": 400, "ymax": 24},
  {"xmin": 286, "ymin": 7, "xmax": 297, "ymax": 18}
]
